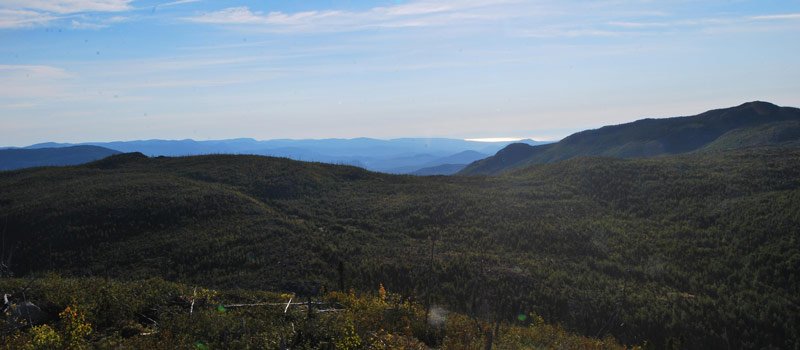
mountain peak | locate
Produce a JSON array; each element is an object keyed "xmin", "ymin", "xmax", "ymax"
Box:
[
  {"xmin": 735, "ymin": 100, "xmax": 780, "ymax": 115},
  {"xmin": 499, "ymin": 142, "xmax": 536, "ymax": 153},
  {"xmin": 88, "ymin": 152, "xmax": 148, "ymax": 169},
  {"xmin": 738, "ymin": 100, "xmax": 777, "ymax": 108}
]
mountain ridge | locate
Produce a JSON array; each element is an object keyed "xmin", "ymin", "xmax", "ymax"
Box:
[
  {"xmin": 0, "ymin": 145, "xmax": 121, "ymax": 171},
  {"xmin": 460, "ymin": 101, "xmax": 800, "ymax": 175},
  {"xmin": 6, "ymin": 137, "xmax": 549, "ymax": 174}
]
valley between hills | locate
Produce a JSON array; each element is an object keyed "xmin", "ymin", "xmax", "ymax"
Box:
[{"xmin": 1, "ymin": 102, "xmax": 799, "ymax": 349}]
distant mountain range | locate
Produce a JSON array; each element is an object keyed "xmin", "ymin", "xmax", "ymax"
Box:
[
  {"xmin": 2, "ymin": 138, "xmax": 548, "ymax": 173},
  {"xmin": 0, "ymin": 145, "xmax": 121, "ymax": 171},
  {"xmin": 460, "ymin": 101, "xmax": 800, "ymax": 175},
  {"xmin": 411, "ymin": 163, "xmax": 467, "ymax": 176},
  {"xmin": 8, "ymin": 101, "xmax": 796, "ymax": 175},
  {"xmin": 387, "ymin": 150, "xmax": 489, "ymax": 174}
]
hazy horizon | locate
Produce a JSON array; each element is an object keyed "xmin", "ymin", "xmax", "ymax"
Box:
[
  {"xmin": 5, "ymin": 99, "xmax": 797, "ymax": 148},
  {"xmin": 4, "ymin": 135, "xmax": 556, "ymax": 148}
]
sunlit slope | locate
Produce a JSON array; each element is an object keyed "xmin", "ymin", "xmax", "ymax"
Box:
[
  {"xmin": 0, "ymin": 148, "xmax": 798, "ymax": 348},
  {"xmin": 461, "ymin": 101, "xmax": 800, "ymax": 175}
]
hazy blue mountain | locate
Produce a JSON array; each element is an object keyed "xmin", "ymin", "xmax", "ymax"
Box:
[
  {"xmin": 461, "ymin": 101, "xmax": 800, "ymax": 175},
  {"xmin": 390, "ymin": 150, "xmax": 488, "ymax": 174},
  {"xmin": 411, "ymin": 163, "xmax": 468, "ymax": 175},
  {"xmin": 9, "ymin": 138, "xmax": 548, "ymax": 174},
  {"xmin": 25, "ymin": 142, "xmax": 76, "ymax": 149},
  {"xmin": 372, "ymin": 154, "xmax": 443, "ymax": 173},
  {"xmin": 384, "ymin": 150, "xmax": 490, "ymax": 174},
  {"xmin": 0, "ymin": 145, "xmax": 121, "ymax": 171},
  {"xmin": 460, "ymin": 143, "xmax": 550, "ymax": 175},
  {"xmin": 428, "ymin": 150, "xmax": 488, "ymax": 165}
]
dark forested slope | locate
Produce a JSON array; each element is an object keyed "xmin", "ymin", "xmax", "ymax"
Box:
[
  {"xmin": 0, "ymin": 147, "xmax": 798, "ymax": 348},
  {"xmin": 461, "ymin": 101, "xmax": 800, "ymax": 174}
]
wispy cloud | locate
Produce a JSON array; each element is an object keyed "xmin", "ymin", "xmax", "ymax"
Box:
[
  {"xmin": 71, "ymin": 19, "xmax": 107, "ymax": 29},
  {"xmin": 0, "ymin": 65, "xmax": 76, "ymax": 100},
  {"xmin": 1, "ymin": 0, "xmax": 132, "ymax": 14},
  {"xmin": 0, "ymin": 9, "xmax": 56, "ymax": 28},
  {"xmin": 67, "ymin": 13, "xmax": 130, "ymax": 29},
  {"xmin": 157, "ymin": 0, "xmax": 201, "ymax": 8},
  {"xmin": 182, "ymin": 1, "xmax": 800, "ymax": 38},
  {"xmin": 606, "ymin": 17, "xmax": 734, "ymax": 30},
  {"xmin": 518, "ymin": 28, "xmax": 623, "ymax": 38},
  {"xmin": 607, "ymin": 20, "xmax": 670, "ymax": 28},
  {"xmin": 0, "ymin": 0, "xmax": 131, "ymax": 28},
  {"xmin": 189, "ymin": 7, "xmax": 264, "ymax": 24},
  {"xmin": 0, "ymin": 64, "xmax": 73, "ymax": 79},
  {"xmin": 751, "ymin": 13, "xmax": 800, "ymax": 21},
  {"xmin": 127, "ymin": 76, "xmax": 269, "ymax": 89},
  {"xmin": 184, "ymin": 0, "xmax": 527, "ymax": 32},
  {"xmin": 604, "ymin": 13, "xmax": 800, "ymax": 35}
]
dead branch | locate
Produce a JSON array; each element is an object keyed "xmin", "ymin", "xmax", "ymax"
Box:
[{"xmin": 189, "ymin": 287, "xmax": 197, "ymax": 315}]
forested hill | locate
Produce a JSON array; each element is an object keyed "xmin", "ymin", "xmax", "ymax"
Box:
[
  {"xmin": 1, "ymin": 147, "xmax": 799, "ymax": 348},
  {"xmin": 460, "ymin": 101, "xmax": 800, "ymax": 175},
  {"xmin": 0, "ymin": 145, "xmax": 120, "ymax": 171}
]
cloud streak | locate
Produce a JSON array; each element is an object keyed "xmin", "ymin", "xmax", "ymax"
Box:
[
  {"xmin": 184, "ymin": 0, "xmax": 527, "ymax": 32},
  {"xmin": 0, "ymin": 0, "xmax": 131, "ymax": 28},
  {"xmin": 0, "ymin": 64, "xmax": 73, "ymax": 79},
  {"xmin": 158, "ymin": 0, "xmax": 201, "ymax": 8},
  {"xmin": 0, "ymin": 65, "xmax": 77, "ymax": 101},
  {"xmin": 181, "ymin": 1, "xmax": 800, "ymax": 39},
  {"xmin": 751, "ymin": 13, "xmax": 800, "ymax": 21},
  {"xmin": 1, "ymin": 0, "xmax": 132, "ymax": 14},
  {"xmin": 602, "ymin": 12, "xmax": 800, "ymax": 36},
  {"xmin": 0, "ymin": 9, "xmax": 56, "ymax": 28}
]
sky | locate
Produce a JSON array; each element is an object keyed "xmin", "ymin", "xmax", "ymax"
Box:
[{"xmin": 1, "ymin": 0, "xmax": 799, "ymax": 146}]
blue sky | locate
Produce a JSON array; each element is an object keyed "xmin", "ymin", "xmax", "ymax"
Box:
[{"xmin": 1, "ymin": 0, "xmax": 799, "ymax": 146}]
